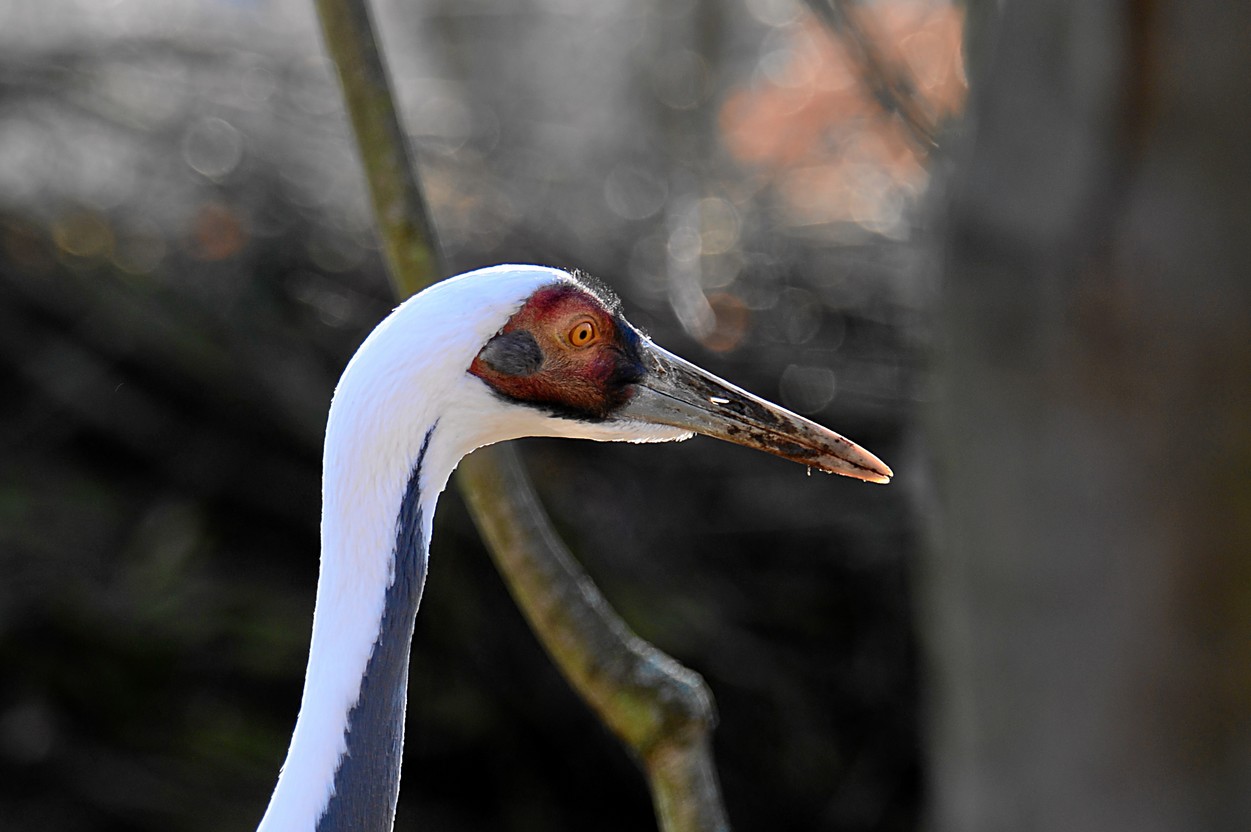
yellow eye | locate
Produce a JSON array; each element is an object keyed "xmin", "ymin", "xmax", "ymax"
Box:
[{"xmin": 569, "ymin": 320, "xmax": 597, "ymax": 347}]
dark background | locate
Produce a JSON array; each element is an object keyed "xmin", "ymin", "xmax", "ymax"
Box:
[{"xmin": 0, "ymin": 1, "xmax": 960, "ymax": 830}]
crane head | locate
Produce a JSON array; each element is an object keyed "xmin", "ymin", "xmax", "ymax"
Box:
[
  {"xmin": 262, "ymin": 265, "xmax": 891, "ymax": 832},
  {"xmin": 466, "ymin": 270, "xmax": 892, "ymax": 484}
]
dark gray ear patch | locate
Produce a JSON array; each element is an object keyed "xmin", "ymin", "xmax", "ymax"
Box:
[{"xmin": 478, "ymin": 330, "xmax": 544, "ymax": 376}]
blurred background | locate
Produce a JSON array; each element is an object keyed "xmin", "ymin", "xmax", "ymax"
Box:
[
  {"xmin": 0, "ymin": 0, "xmax": 963, "ymax": 829},
  {"xmin": 7, "ymin": 0, "xmax": 1251, "ymax": 831}
]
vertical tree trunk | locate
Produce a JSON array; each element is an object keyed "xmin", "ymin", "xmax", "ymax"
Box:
[{"xmin": 925, "ymin": 2, "xmax": 1251, "ymax": 831}]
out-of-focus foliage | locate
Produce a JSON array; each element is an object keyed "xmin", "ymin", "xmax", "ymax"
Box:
[
  {"xmin": 722, "ymin": 3, "xmax": 963, "ymax": 230},
  {"xmin": 0, "ymin": 0, "xmax": 960, "ymax": 829}
]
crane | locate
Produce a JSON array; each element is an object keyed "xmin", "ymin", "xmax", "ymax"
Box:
[{"xmin": 256, "ymin": 264, "xmax": 892, "ymax": 832}]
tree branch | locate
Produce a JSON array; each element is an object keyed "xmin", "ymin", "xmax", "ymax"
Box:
[
  {"xmin": 314, "ymin": 0, "xmax": 443, "ymax": 297},
  {"xmin": 458, "ymin": 449, "xmax": 728, "ymax": 832},
  {"xmin": 312, "ymin": 1, "xmax": 729, "ymax": 829}
]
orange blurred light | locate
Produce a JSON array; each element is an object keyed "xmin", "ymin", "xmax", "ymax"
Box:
[
  {"xmin": 720, "ymin": 1, "xmax": 966, "ymax": 230},
  {"xmin": 702, "ymin": 291, "xmax": 753, "ymax": 353},
  {"xmin": 191, "ymin": 202, "xmax": 247, "ymax": 262}
]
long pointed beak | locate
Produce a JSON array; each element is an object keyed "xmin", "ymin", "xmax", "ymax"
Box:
[{"xmin": 618, "ymin": 342, "xmax": 893, "ymax": 483}]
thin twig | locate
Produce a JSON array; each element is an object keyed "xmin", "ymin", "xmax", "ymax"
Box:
[
  {"xmin": 312, "ymin": 1, "xmax": 729, "ymax": 829},
  {"xmin": 804, "ymin": 0, "xmax": 940, "ymax": 153}
]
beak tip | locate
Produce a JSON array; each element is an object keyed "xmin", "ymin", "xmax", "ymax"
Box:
[{"xmin": 848, "ymin": 452, "xmax": 893, "ymax": 485}]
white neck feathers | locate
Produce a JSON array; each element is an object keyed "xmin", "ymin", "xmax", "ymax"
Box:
[{"xmin": 257, "ymin": 266, "xmax": 572, "ymax": 832}]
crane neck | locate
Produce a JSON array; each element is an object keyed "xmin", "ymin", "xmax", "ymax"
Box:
[
  {"xmin": 258, "ymin": 410, "xmax": 447, "ymax": 832},
  {"xmin": 256, "ymin": 268, "xmax": 571, "ymax": 832},
  {"xmin": 318, "ymin": 426, "xmax": 434, "ymax": 832}
]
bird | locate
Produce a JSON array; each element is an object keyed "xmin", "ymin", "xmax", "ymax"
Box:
[{"xmin": 255, "ymin": 264, "xmax": 892, "ymax": 832}]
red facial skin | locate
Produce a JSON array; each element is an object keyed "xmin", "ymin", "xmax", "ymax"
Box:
[{"xmin": 469, "ymin": 284, "xmax": 645, "ymax": 419}]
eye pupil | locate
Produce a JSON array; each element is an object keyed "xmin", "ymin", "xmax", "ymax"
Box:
[{"xmin": 572, "ymin": 322, "xmax": 595, "ymax": 345}]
